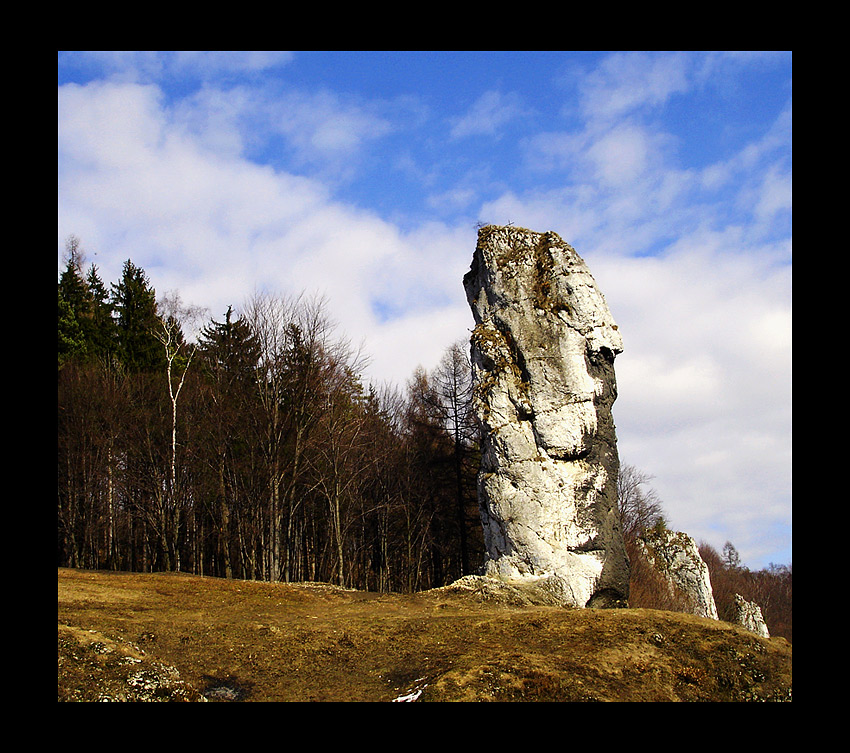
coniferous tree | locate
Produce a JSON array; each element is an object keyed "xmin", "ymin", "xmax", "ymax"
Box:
[
  {"xmin": 105, "ymin": 261, "xmax": 170, "ymax": 569},
  {"xmin": 196, "ymin": 306, "xmax": 262, "ymax": 578},
  {"xmin": 199, "ymin": 306, "xmax": 260, "ymax": 388},
  {"xmin": 85, "ymin": 265, "xmax": 119, "ymax": 365},
  {"xmin": 58, "ymin": 237, "xmax": 93, "ymax": 366},
  {"xmin": 111, "ymin": 260, "xmax": 164, "ymax": 373},
  {"xmin": 58, "ymin": 290, "xmax": 87, "ymax": 367}
]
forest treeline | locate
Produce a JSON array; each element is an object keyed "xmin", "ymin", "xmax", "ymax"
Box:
[
  {"xmin": 58, "ymin": 236, "xmax": 483, "ymax": 593},
  {"xmin": 58, "ymin": 237, "xmax": 790, "ymax": 640}
]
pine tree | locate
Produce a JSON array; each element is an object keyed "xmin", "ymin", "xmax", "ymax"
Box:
[
  {"xmin": 198, "ymin": 305, "xmax": 260, "ymax": 389},
  {"xmin": 111, "ymin": 260, "xmax": 164, "ymax": 373},
  {"xmin": 86, "ymin": 265, "xmax": 118, "ymax": 365},
  {"xmin": 58, "ymin": 237, "xmax": 93, "ymax": 366},
  {"xmin": 58, "ymin": 289, "xmax": 87, "ymax": 366},
  {"xmin": 197, "ymin": 306, "xmax": 262, "ymax": 579}
]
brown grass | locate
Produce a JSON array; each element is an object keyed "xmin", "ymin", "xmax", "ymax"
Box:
[{"xmin": 58, "ymin": 568, "xmax": 791, "ymax": 702}]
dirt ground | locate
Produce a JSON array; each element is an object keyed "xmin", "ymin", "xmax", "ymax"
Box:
[{"xmin": 57, "ymin": 567, "xmax": 791, "ymax": 702}]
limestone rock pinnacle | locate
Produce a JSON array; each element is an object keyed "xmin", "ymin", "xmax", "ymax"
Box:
[
  {"xmin": 463, "ymin": 225, "xmax": 629, "ymax": 608},
  {"xmin": 638, "ymin": 527, "xmax": 719, "ymax": 620},
  {"xmin": 732, "ymin": 594, "xmax": 770, "ymax": 637}
]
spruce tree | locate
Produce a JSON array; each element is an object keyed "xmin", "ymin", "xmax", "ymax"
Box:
[
  {"xmin": 196, "ymin": 307, "xmax": 261, "ymax": 579},
  {"xmin": 58, "ymin": 289, "xmax": 87, "ymax": 366},
  {"xmin": 198, "ymin": 306, "xmax": 260, "ymax": 389},
  {"xmin": 58, "ymin": 238, "xmax": 93, "ymax": 366},
  {"xmin": 86, "ymin": 265, "xmax": 119, "ymax": 365},
  {"xmin": 111, "ymin": 260, "xmax": 164, "ymax": 373}
]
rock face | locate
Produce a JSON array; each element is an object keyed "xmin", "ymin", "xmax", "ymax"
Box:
[
  {"xmin": 638, "ymin": 528, "xmax": 719, "ymax": 620},
  {"xmin": 463, "ymin": 225, "xmax": 629, "ymax": 608},
  {"xmin": 732, "ymin": 594, "xmax": 770, "ymax": 637}
]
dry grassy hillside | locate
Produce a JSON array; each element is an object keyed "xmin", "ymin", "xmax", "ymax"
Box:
[{"xmin": 57, "ymin": 568, "xmax": 791, "ymax": 702}]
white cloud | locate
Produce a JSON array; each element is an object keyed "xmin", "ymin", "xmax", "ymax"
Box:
[
  {"xmin": 584, "ymin": 122, "xmax": 666, "ymax": 187},
  {"xmin": 171, "ymin": 85, "xmax": 257, "ymax": 159},
  {"xmin": 753, "ymin": 164, "xmax": 793, "ymax": 224},
  {"xmin": 450, "ymin": 90, "xmax": 525, "ymax": 139},
  {"xmin": 58, "ymin": 81, "xmax": 166, "ymax": 172},
  {"xmin": 276, "ymin": 89, "xmax": 389, "ymax": 154},
  {"xmin": 576, "ymin": 51, "xmax": 691, "ymax": 122}
]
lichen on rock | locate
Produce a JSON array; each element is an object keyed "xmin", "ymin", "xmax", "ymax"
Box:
[{"xmin": 463, "ymin": 225, "xmax": 629, "ymax": 608}]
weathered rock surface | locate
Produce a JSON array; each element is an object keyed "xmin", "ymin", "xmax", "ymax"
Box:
[
  {"xmin": 463, "ymin": 225, "xmax": 629, "ymax": 608},
  {"xmin": 732, "ymin": 593, "xmax": 770, "ymax": 637},
  {"xmin": 432, "ymin": 574, "xmax": 578, "ymax": 608},
  {"xmin": 638, "ymin": 528, "xmax": 719, "ymax": 620}
]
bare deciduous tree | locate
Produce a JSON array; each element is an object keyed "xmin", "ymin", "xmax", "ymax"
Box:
[
  {"xmin": 153, "ymin": 291, "xmax": 207, "ymax": 571},
  {"xmin": 427, "ymin": 340, "xmax": 477, "ymax": 575},
  {"xmin": 616, "ymin": 463, "xmax": 667, "ymax": 543}
]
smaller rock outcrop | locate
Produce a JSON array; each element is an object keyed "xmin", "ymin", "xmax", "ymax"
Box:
[
  {"xmin": 732, "ymin": 593, "xmax": 770, "ymax": 638},
  {"xmin": 638, "ymin": 528, "xmax": 718, "ymax": 620}
]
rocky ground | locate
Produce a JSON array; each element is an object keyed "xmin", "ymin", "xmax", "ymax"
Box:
[{"xmin": 57, "ymin": 568, "xmax": 791, "ymax": 702}]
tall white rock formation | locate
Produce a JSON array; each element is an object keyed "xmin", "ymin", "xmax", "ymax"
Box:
[{"xmin": 463, "ymin": 225, "xmax": 629, "ymax": 608}]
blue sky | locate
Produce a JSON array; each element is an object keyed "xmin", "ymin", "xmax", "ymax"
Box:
[{"xmin": 57, "ymin": 51, "xmax": 791, "ymax": 570}]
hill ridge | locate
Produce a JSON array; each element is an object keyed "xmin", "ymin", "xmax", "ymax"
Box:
[{"xmin": 58, "ymin": 568, "xmax": 791, "ymax": 702}]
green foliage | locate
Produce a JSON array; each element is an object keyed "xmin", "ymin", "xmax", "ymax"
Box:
[
  {"xmin": 58, "ymin": 240, "xmax": 93, "ymax": 366},
  {"xmin": 111, "ymin": 260, "xmax": 165, "ymax": 373},
  {"xmin": 85, "ymin": 265, "xmax": 118, "ymax": 363},
  {"xmin": 58, "ymin": 289, "xmax": 88, "ymax": 366},
  {"xmin": 57, "ymin": 239, "xmax": 164, "ymax": 374},
  {"xmin": 198, "ymin": 306, "xmax": 260, "ymax": 379}
]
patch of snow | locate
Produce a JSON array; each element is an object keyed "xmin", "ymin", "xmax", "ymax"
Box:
[{"xmin": 392, "ymin": 678, "xmax": 428, "ymax": 702}]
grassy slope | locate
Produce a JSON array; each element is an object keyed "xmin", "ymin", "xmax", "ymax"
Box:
[{"xmin": 57, "ymin": 568, "xmax": 791, "ymax": 702}]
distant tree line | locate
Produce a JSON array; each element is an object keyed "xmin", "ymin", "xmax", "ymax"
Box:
[
  {"xmin": 699, "ymin": 542, "xmax": 792, "ymax": 643},
  {"xmin": 58, "ymin": 237, "xmax": 483, "ymax": 593}
]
